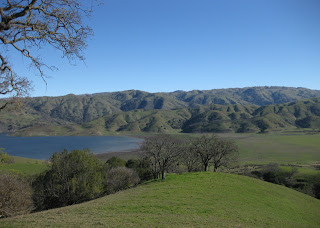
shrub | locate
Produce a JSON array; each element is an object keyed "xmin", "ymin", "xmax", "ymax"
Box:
[
  {"xmin": 312, "ymin": 174, "xmax": 320, "ymax": 199},
  {"xmin": 0, "ymin": 149, "xmax": 14, "ymax": 164},
  {"xmin": 126, "ymin": 158, "xmax": 153, "ymax": 182},
  {"xmin": 260, "ymin": 163, "xmax": 298, "ymax": 186},
  {"xmin": 32, "ymin": 149, "xmax": 105, "ymax": 210},
  {"xmin": 0, "ymin": 172, "xmax": 33, "ymax": 218},
  {"xmin": 106, "ymin": 156, "xmax": 126, "ymax": 169},
  {"xmin": 250, "ymin": 170, "xmax": 262, "ymax": 178},
  {"xmin": 105, "ymin": 167, "xmax": 140, "ymax": 194}
]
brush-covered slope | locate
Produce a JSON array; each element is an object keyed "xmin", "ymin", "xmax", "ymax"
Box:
[
  {"xmin": 4, "ymin": 97, "xmax": 320, "ymax": 135},
  {"xmin": 85, "ymin": 109, "xmax": 192, "ymax": 133},
  {"xmin": 2, "ymin": 87, "xmax": 320, "ymax": 135},
  {"xmin": 0, "ymin": 103, "xmax": 74, "ymax": 133},
  {"xmin": 3, "ymin": 86, "xmax": 320, "ymax": 125},
  {"xmin": 182, "ymin": 97, "xmax": 320, "ymax": 133},
  {"xmin": 82, "ymin": 98, "xmax": 320, "ymax": 134},
  {"xmin": 170, "ymin": 86, "xmax": 320, "ymax": 106},
  {"xmin": 1, "ymin": 172, "xmax": 319, "ymax": 227},
  {"xmin": 22, "ymin": 90, "xmax": 188, "ymax": 124}
]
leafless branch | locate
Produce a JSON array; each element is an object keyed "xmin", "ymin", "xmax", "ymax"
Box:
[{"xmin": 0, "ymin": 0, "xmax": 97, "ymax": 110}]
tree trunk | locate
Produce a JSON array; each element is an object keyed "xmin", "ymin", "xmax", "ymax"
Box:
[
  {"xmin": 204, "ymin": 164, "xmax": 208, "ymax": 171},
  {"xmin": 161, "ymin": 171, "xmax": 166, "ymax": 179}
]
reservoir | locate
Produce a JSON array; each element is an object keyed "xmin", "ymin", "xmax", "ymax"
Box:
[{"xmin": 0, "ymin": 134, "xmax": 143, "ymax": 160}]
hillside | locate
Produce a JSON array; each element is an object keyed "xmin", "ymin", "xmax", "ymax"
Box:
[
  {"xmin": 170, "ymin": 86, "xmax": 320, "ymax": 106},
  {"xmin": 37, "ymin": 97, "xmax": 320, "ymax": 134},
  {"xmin": 1, "ymin": 172, "xmax": 319, "ymax": 227},
  {"xmin": 1, "ymin": 87, "xmax": 320, "ymax": 135}
]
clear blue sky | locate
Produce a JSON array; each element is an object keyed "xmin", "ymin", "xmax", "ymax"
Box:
[{"xmin": 12, "ymin": 0, "xmax": 320, "ymax": 97}]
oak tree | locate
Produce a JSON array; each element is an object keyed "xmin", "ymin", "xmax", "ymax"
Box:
[
  {"xmin": 192, "ymin": 134, "xmax": 239, "ymax": 172},
  {"xmin": 141, "ymin": 134, "xmax": 181, "ymax": 179},
  {"xmin": 0, "ymin": 0, "xmax": 96, "ymax": 109}
]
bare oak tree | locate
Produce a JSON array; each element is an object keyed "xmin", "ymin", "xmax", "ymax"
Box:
[
  {"xmin": 0, "ymin": 0, "xmax": 96, "ymax": 109},
  {"xmin": 211, "ymin": 138, "xmax": 239, "ymax": 172},
  {"xmin": 179, "ymin": 139, "xmax": 201, "ymax": 172},
  {"xmin": 192, "ymin": 134, "xmax": 218, "ymax": 171},
  {"xmin": 141, "ymin": 134, "xmax": 181, "ymax": 179},
  {"xmin": 192, "ymin": 134, "xmax": 239, "ymax": 172}
]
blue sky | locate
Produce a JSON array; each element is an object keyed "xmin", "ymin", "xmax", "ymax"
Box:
[{"xmin": 11, "ymin": 0, "xmax": 320, "ymax": 97}]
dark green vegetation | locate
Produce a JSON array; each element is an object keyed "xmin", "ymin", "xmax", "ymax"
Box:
[
  {"xmin": 1, "ymin": 172, "xmax": 319, "ymax": 227},
  {"xmin": 2, "ymin": 86, "xmax": 320, "ymax": 135},
  {"xmin": 30, "ymin": 149, "xmax": 140, "ymax": 211},
  {"xmin": 32, "ymin": 149, "xmax": 106, "ymax": 211},
  {"xmin": 0, "ymin": 149, "xmax": 141, "ymax": 218}
]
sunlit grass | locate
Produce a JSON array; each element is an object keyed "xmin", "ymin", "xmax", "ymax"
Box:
[
  {"xmin": 1, "ymin": 172, "xmax": 319, "ymax": 227},
  {"xmin": 0, "ymin": 156, "xmax": 47, "ymax": 175}
]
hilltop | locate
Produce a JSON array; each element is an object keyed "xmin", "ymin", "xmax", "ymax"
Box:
[{"xmin": 1, "ymin": 172, "xmax": 319, "ymax": 227}]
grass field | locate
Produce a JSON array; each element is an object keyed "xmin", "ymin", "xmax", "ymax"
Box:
[
  {"xmin": 1, "ymin": 172, "xmax": 319, "ymax": 228},
  {"xmin": 121, "ymin": 131, "xmax": 320, "ymax": 166},
  {"xmin": 0, "ymin": 156, "xmax": 47, "ymax": 175},
  {"xmin": 216, "ymin": 133, "xmax": 320, "ymax": 165}
]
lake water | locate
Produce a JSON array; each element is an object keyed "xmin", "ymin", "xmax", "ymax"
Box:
[{"xmin": 0, "ymin": 134, "xmax": 143, "ymax": 160}]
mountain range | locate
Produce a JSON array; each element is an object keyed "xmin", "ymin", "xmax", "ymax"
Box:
[{"xmin": 1, "ymin": 86, "xmax": 320, "ymax": 135}]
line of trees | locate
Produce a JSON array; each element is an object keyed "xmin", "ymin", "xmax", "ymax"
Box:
[{"xmin": 141, "ymin": 134, "xmax": 240, "ymax": 179}]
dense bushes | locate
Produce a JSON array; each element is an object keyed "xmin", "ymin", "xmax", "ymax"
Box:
[
  {"xmin": 250, "ymin": 163, "xmax": 297, "ymax": 187},
  {"xmin": 33, "ymin": 149, "xmax": 105, "ymax": 210},
  {"xmin": 106, "ymin": 156, "xmax": 126, "ymax": 169},
  {"xmin": 106, "ymin": 167, "xmax": 140, "ymax": 194},
  {"xmin": 0, "ymin": 172, "xmax": 33, "ymax": 218},
  {"xmin": 126, "ymin": 158, "xmax": 153, "ymax": 182},
  {"xmin": 32, "ymin": 149, "xmax": 142, "ymax": 211}
]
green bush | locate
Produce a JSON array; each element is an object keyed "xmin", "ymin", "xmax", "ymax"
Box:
[
  {"xmin": 33, "ymin": 149, "xmax": 105, "ymax": 210},
  {"xmin": 0, "ymin": 149, "xmax": 14, "ymax": 164},
  {"xmin": 0, "ymin": 172, "xmax": 33, "ymax": 218},
  {"xmin": 126, "ymin": 158, "xmax": 153, "ymax": 182},
  {"xmin": 106, "ymin": 156, "xmax": 126, "ymax": 169},
  {"xmin": 260, "ymin": 163, "xmax": 298, "ymax": 186}
]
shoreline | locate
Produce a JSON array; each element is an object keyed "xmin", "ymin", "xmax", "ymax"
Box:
[{"xmin": 95, "ymin": 148, "xmax": 142, "ymax": 161}]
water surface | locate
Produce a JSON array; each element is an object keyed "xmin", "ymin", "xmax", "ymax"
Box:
[{"xmin": 0, "ymin": 134, "xmax": 143, "ymax": 160}]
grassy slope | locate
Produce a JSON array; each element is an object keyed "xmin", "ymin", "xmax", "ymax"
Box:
[
  {"xmin": 1, "ymin": 172, "xmax": 320, "ymax": 228},
  {"xmin": 0, "ymin": 156, "xmax": 47, "ymax": 175}
]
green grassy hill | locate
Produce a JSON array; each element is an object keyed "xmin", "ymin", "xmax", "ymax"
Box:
[{"xmin": 1, "ymin": 172, "xmax": 319, "ymax": 227}]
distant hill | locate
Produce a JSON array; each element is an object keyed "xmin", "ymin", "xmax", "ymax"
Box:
[
  {"xmin": 170, "ymin": 86, "xmax": 320, "ymax": 106},
  {"xmin": 1, "ymin": 86, "xmax": 320, "ymax": 135},
  {"xmin": 1, "ymin": 172, "xmax": 319, "ymax": 227}
]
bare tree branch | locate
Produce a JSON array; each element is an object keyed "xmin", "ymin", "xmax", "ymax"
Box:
[{"xmin": 0, "ymin": 0, "xmax": 97, "ymax": 110}]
